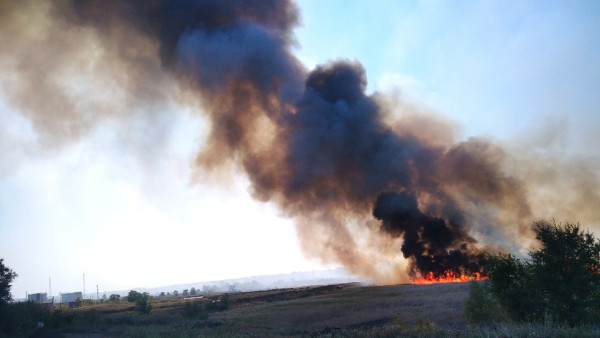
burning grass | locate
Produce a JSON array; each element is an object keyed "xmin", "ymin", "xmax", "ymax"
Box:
[{"xmin": 412, "ymin": 271, "xmax": 488, "ymax": 285}]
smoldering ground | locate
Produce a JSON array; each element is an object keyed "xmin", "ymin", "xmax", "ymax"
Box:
[{"xmin": 1, "ymin": 0, "xmax": 599, "ymax": 282}]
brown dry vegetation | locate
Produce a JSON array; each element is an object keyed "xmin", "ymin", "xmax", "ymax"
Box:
[
  {"xmin": 196, "ymin": 282, "xmax": 466, "ymax": 336},
  {"xmin": 28, "ymin": 282, "xmax": 599, "ymax": 337}
]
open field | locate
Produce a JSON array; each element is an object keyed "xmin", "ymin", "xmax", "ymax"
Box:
[
  {"xmin": 18, "ymin": 282, "xmax": 600, "ymax": 337},
  {"xmin": 204, "ymin": 282, "xmax": 469, "ymax": 335}
]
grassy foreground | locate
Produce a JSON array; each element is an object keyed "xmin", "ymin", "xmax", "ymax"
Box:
[{"xmin": 16, "ymin": 282, "xmax": 600, "ymax": 337}]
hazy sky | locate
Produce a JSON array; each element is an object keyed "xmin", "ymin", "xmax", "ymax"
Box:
[{"xmin": 1, "ymin": 0, "xmax": 599, "ymax": 299}]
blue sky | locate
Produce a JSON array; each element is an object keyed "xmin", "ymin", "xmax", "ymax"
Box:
[
  {"xmin": 296, "ymin": 0, "xmax": 600, "ymax": 150},
  {"xmin": 1, "ymin": 0, "xmax": 599, "ymax": 299}
]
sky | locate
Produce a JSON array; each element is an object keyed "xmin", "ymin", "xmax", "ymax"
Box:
[{"xmin": 1, "ymin": 0, "xmax": 599, "ymax": 299}]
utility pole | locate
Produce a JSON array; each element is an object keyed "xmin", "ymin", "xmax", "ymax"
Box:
[
  {"xmin": 96, "ymin": 285, "xmax": 99, "ymax": 301},
  {"xmin": 49, "ymin": 277, "xmax": 52, "ymax": 298},
  {"xmin": 83, "ymin": 274, "xmax": 86, "ymax": 300}
]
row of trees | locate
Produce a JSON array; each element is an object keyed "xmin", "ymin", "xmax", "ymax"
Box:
[
  {"xmin": 158, "ymin": 287, "xmax": 199, "ymax": 298},
  {"xmin": 466, "ymin": 221, "xmax": 600, "ymax": 326}
]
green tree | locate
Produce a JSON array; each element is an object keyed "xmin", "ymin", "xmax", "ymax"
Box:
[
  {"xmin": 127, "ymin": 290, "xmax": 143, "ymax": 303},
  {"xmin": 486, "ymin": 253, "xmax": 544, "ymax": 322},
  {"xmin": 486, "ymin": 221, "xmax": 600, "ymax": 325},
  {"xmin": 159, "ymin": 292, "xmax": 165, "ymax": 297},
  {"xmin": 109, "ymin": 294, "xmax": 121, "ymax": 302},
  {"xmin": 0, "ymin": 258, "xmax": 17, "ymax": 305},
  {"xmin": 182, "ymin": 289, "xmax": 189, "ymax": 297},
  {"xmin": 464, "ymin": 281, "xmax": 505, "ymax": 324},
  {"xmin": 220, "ymin": 293, "xmax": 230, "ymax": 310},
  {"xmin": 173, "ymin": 290, "xmax": 179, "ymax": 297},
  {"xmin": 135, "ymin": 292, "xmax": 152, "ymax": 314},
  {"xmin": 530, "ymin": 221, "xmax": 600, "ymax": 325},
  {"xmin": 190, "ymin": 287, "xmax": 197, "ymax": 296}
]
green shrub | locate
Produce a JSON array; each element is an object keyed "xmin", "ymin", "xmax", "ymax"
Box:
[
  {"xmin": 390, "ymin": 314, "xmax": 406, "ymax": 327},
  {"xmin": 104, "ymin": 313, "xmax": 135, "ymax": 326},
  {"xmin": 0, "ymin": 301, "xmax": 50, "ymax": 335},
  {"xmin": 486, "ymin": 252, "xmax": 544, "ymax": 322},
  {"xmin": 414, "ymin": 317, "xmax": 435, "ymax": 332},
  {"xmin": 181, "ymin": 300, "xmax": 208, "ymax": 319},
  {"xmin": 486, "ymin": 221, "xmax": 600, "ymax": 326},
  {"xmin": 135, "ymin": 293, "xmax": 152, "ymax": 315},
  {"xmin": 49, "ymin": 309, "xmax": 73, "ymax": 328},
  {"xmin": 205, "ymin": 293, "xmax": 230, "ymax": 312},
  {"xmin": 464, "ymin": 281, "xmax": 505, "ymax": 324},
  {"xmin": 80, "ymin": 308, "xmax": 100, "ymax": 325}
]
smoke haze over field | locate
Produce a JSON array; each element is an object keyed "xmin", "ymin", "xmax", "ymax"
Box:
[{"xmin": 1, "ymin": 0, "xmax": 599, "ymax": 290}]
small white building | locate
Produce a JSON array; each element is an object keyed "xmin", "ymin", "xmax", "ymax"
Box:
[
  {"xmin": 28, "ymin": 292, "xmax": 48, "ymax": 303},
  {"xmin": 61, "ymin": 292, "xmax": 82, "ymax": 303}
]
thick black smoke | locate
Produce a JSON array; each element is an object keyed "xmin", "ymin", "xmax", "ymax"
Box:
[
  {"xmin": 55, "ymin": 0, "xmax": 499, "ymax": 279},
  {"xmin": 283, "ymin": 62, "xmax": 492, "ymax": 278},
  {"xmin": 373, "ymin": 192, "xmax": 484, "ymax": 278},
  {"xmin": 4, "ymin": 0, "xmax": 598, "ymax": 282}
]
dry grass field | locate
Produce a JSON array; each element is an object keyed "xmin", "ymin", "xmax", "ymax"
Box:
[
  {"xmin": 202, "ymin": 282, "xmax": 468, "ymax": 336},
  {"xmin": 28, "ymin": 282, "xmax": 599, "ymax": 337}
]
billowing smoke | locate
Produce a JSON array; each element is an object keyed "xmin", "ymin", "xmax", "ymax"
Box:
[
  {"xmin": 373, "ymin": 191, "xmax": 485, "ymax": 277},
  {"xmin": 1, "ymin": 0, "xmax": 599, "ymax": 282}
]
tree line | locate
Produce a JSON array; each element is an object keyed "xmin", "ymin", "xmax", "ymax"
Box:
[{"xmin": 465, "ymin": 220, "xmax": 600, "ymax": 326}]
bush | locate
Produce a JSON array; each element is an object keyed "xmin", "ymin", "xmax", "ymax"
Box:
[
  {"xmin": 414, "ymin": 317, "xmax": 435, "ymax": 332},
  {"xmin": 486, "ymin": 253, "xmax": 544, "ymax": 322},
  {"xmin": 205, "ymin": 294, "xmax": 230, "ymax": 312},
  {"xmin": 104, "ymin": 313, "xmax": 135, "ymax": 326},
  {"xmin": 0, "ymin": 301, "xmax": 50, "ymax": 335},
  {"xmin": 486, "ymin": 221, "xmax": 600, "ymax": 326},
  {"xmin": 182, "ymin": 300, "xmax": 208, "ymax": 319},
  {"xmin": 49, "ymin": 309, "xmax": 74, "ymax": 328},
  {"xmin": 78, "ymin": 308, "xmax": 100, "ymax": 326},
  {"xmin": 464, "ymin": 281, "xmax": 505, "ymax": 324},
  {"xmin": 135, "ymin": 293, "xmax": 152, "ymax": 315},
  {"xmin": 220, "ymin": 293, "xmax": 230, "ymax": 311}
]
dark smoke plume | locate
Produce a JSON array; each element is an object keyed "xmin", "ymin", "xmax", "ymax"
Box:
[
  {"xmin": 1, "ymin": 0, "xmax": 599, "ymax": 282},
  {"xmin": 373, "ymin": 191, "xmax": 484, "ymax": 277}
]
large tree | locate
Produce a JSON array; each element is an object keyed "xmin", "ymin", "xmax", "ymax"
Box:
[
  {"xmin": 486, "ymin": 221, "xmax": 600, "ymax": 325},
  {"xmin": 0, "ymin": 258, "xmax": 18, "ymax": 304},
  {"xmin": 530, "ymin": 221, "xmax": 600, "ymax": 325}
]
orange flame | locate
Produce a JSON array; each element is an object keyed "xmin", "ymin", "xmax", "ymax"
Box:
[{"xmin": 412, "ymin": 271, "xmax": 488, "ymax": 284}]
